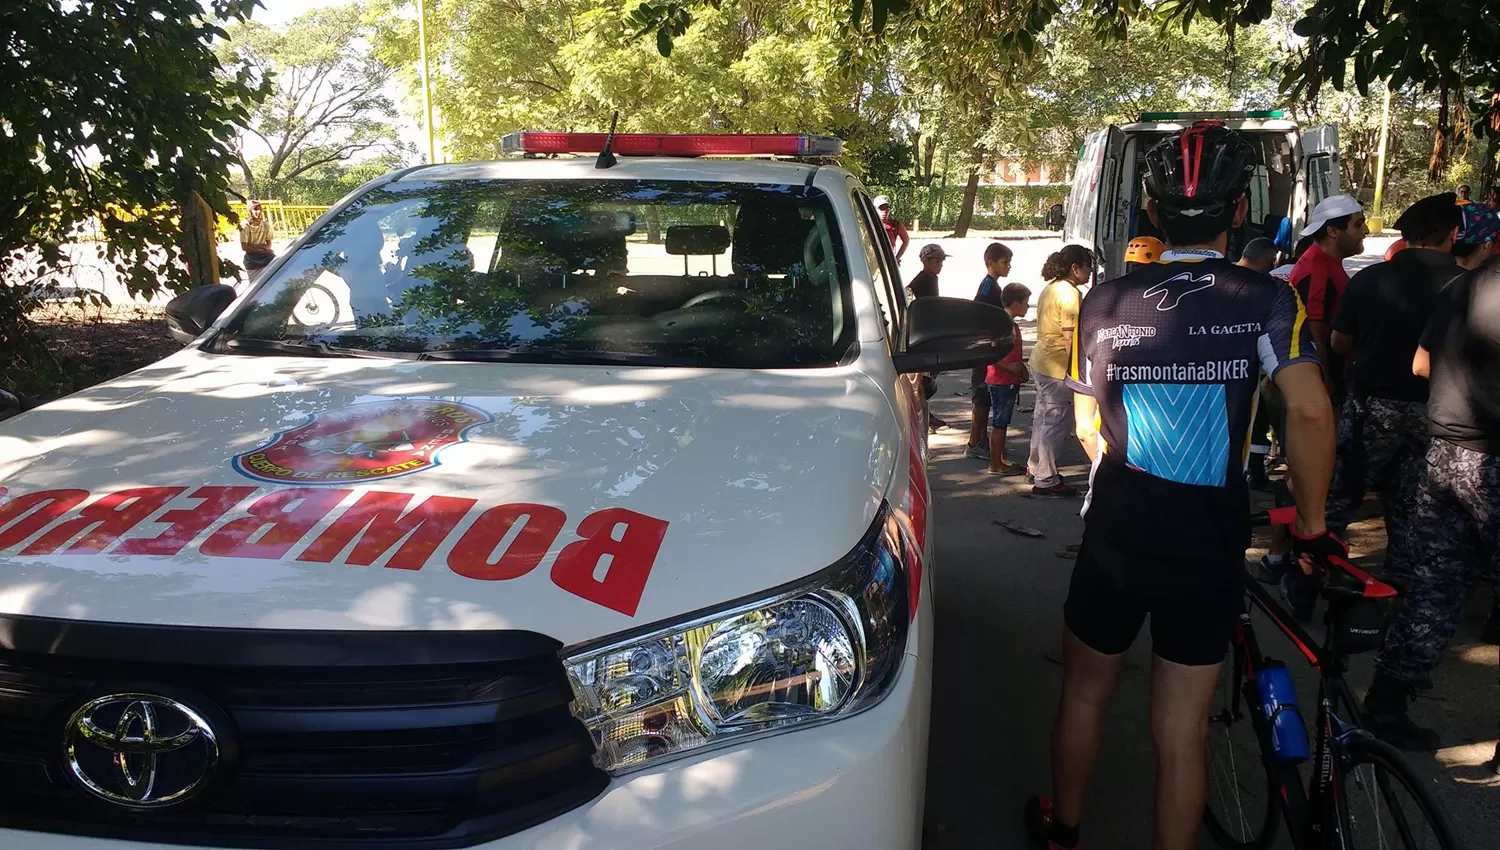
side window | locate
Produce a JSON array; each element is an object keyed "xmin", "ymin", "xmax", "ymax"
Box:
[
  {"xmin": 851, "ymin": 190, "xmax": 906, "ymax": 347},
  {"xmin": 1306, "ymin": 155, "xmax": 1336, "ymax": 208}
]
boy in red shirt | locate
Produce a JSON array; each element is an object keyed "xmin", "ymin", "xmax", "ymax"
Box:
[{"xmin": 986, "ymin": 282, "xmax": 1032, "ymax": 475}]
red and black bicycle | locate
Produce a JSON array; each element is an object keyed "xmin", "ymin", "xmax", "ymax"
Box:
[{"xmin": 1202, "ymin": 504, "xmax": 1464, "ymax": 850}]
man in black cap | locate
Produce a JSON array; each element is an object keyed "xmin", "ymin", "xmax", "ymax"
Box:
[{"xmin": 1322, "ymin": 194, "xmax": 1464, "ymax": 600}]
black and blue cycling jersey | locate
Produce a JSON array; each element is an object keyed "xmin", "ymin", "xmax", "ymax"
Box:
[{"xmin": 1067, "ymin": 252, "xmax": 1320, "ymax": 562}]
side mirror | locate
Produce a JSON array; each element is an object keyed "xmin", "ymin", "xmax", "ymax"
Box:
[
  {"xmin": 165, "ymin": 284, "xmax": 237, "ymax": 345},
  {"xmin": 892, "ymin": 297, "xmax": 1016, "ymax": 374}
]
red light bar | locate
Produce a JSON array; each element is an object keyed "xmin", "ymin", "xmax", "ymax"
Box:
[{"xmin": 501, "ymin": 132, "xmax": 842, "ymax": 158}]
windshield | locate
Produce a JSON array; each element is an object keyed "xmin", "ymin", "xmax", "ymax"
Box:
[{"xmin": 218, "ymin": 179, "xmax": 855, "ymax": 368}]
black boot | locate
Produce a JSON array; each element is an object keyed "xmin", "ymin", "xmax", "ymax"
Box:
[
  {"xmin": 1483, "ymin": 592, "xmax": 1500, "ymax": 646},
  {"xmin": 1482, "ymin": 614, "xmax": 1500, "ymax": 647},
  {"xmin": 1363, "ymin": 674, "xmax": 1441, "ymax": 751}
]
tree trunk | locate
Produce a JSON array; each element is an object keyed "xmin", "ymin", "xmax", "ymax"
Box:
[
  {"xmin": 644, "ymin": 206, "xmax": 663, "ymax": 243},
  {"xmin": 1428, "ymin": 80, "xmax": 1451, "ymax": 183},
  {"xmin": 1482, "ymin": 135, "xmax": 1499, "ymax": 197},
  {"xmin": 1482, "ymin": 91, "xmax": 1500, "ymax": 193},
  {"xmin": 920, "ymin": 136, "xmax": 937, "ymax": 187},
  {"xmin": 237, "ymin": 155, "xmax": 258, "ymax": 199},
  {"xmin": 951, "ymin": 165, "xmax": 982, "ymax": 238},
  {"xmin": 180, "ymin": 190, "xmax": 220, "ymax": 289}
]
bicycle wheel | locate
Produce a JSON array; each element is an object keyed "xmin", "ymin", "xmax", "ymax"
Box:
[
  {"xmin": 1338, "ymin": 734, "xmax": 1463, "ymax": 849},
  {"xmin": 1204, "ymin": 651, "xmax": 1279, "ymax": 850}
]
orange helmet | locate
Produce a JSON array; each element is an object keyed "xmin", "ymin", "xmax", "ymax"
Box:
[{"xmin": 1125, "ymin": 236, "xmax": 1165, "ymax": 265}]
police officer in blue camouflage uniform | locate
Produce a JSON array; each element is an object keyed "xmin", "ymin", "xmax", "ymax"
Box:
[
  {"xmin": 1364, "ymin": 252, "xmax": 1500, "ymax": 752},
  {"xmin": 1323, "ymin": 194, "xmax": 1465, "ymax": 592}
]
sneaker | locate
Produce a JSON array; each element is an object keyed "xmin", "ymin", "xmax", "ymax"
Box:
[
  {"xmin": 965, "ymin": 444, "xmax": 991, "ymax": 461},
  {"xmin": 1031, "ymin": 482, "xmax": 1078, "ymax": 498},
  {"xmin": 987, "ymin": 461, "xmax": 1026, "ymax": 476},
  {"xmin": 1256, "ymin": 554, "xmax": 1289, "ymax": 585},
  {"xmin": 1024, "ymin": 795, "xmax": 1079, "ymax": 849},
  {"xmin": 1363, "ymin": 675, "xmax": 1441, "ymax": 751},
  {"xmin": 928, "ymin": 416, "xmax": 951, "ymax": 432}
]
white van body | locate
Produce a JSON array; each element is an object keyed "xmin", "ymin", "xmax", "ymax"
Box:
[{"xmin": 1064, "ymin": 113, "xmax": 1340, "ymax": 281}]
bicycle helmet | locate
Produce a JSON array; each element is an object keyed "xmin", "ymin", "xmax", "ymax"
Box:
[
  {"xmin": 1125, "ymin": 235, "xmax": 1164, "ymax": 264},
  {"xmin": 1144, "ymin": 121, "xmax": 1258, "ymax": 214}
]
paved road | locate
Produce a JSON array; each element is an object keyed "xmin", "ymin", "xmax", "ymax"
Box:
[{"xmin": 917, "ymin": 315, "xmax": 1498, "ymax": 849}]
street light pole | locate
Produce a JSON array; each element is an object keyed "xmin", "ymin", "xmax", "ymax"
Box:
[
  {"xmin": 1372, "ymin": 85, "xmax": 1393, "ymax": 230},
  {"xmin": 416, "ymin": 0, "xmax": 437, "ymax": 164}
]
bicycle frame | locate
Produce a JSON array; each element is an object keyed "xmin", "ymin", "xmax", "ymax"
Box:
[{"xmin": 1232, "ymin": 577, "xmax": 1371, "ymax": 850}]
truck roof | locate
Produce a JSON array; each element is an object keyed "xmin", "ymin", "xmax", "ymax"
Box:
[
  {"xmin": 395, "ymin": 156, "xmax": 831, "ymax": 186},
  {"xmin": 1118, "ymin": 119, "xmax": 1299, "ymax": 134}
]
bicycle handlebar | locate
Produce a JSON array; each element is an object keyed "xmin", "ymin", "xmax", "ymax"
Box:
[{"xmin": 1250, "ymin": 506, "xmax": 1398, "ymax": 600}]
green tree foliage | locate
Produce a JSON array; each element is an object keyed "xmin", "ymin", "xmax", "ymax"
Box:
[
  {"xmin": 370, "ymin": 0, "xmax": 905, "ymax": 175},
  {"xmin": 0, "ymin": 0, "xmax": 267, "ymax": 395},
  {"xmin": 647, "ymin": 0, "xmax": 1500, "ymax": 178},
  {"xmin": 219, "ymin": 3, "xmax": 412, "ymax": 197},
  {"xmin": 896, "ymin": 10, "xmax": 1278, "ymax": 234},
  {"xmin": 233, "ymin": 153, "xmax": 412, "ymax": 205}
]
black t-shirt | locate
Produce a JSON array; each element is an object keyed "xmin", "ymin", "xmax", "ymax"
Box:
[
  {"xmin": 1420, "ymin": 263, "xmax": 1500, "ymax": 455},
  {"xmin": 1332, "ymin": 249, "xmax": 1459, "ymax": 402},
  {"xmin": 1068, "ymin": 256, "xmax": 1319, "ymax": 562},
  {"xmin": 908, "ymin": 271, "xmax": 939, "ymax": 300}
]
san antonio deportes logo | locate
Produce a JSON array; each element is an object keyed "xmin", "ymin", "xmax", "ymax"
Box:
[{"xmin": 232, "ymin": 400, "xmax": 492, "ymax": 484}]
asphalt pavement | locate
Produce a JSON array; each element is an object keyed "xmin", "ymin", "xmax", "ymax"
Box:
[{"xmin": 913, "ymin": 254, "xmax": 1499, "ymax": 849}]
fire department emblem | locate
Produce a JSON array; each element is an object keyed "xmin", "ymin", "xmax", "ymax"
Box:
[{"xmin": 232, "ymin": 400, "xmax": 491, "ymax": 484}]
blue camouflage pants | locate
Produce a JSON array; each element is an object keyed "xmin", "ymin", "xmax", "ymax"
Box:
[
  {"xmin": 1325, "ymin": 396, "xmax": 1428, "ymax": 591},
  {"xmin": 1374, "ymin": 439, "xmax": 1500, "ymax": 686}
]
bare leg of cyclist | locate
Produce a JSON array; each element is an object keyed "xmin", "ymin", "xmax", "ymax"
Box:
[
  {"xmin": 1051, "ymin": 626, "xmax": 1126, "ymax": 835},
  {"xmin": 1148, "ymin": 655, "xmax": 1222, "ymax": 850}
]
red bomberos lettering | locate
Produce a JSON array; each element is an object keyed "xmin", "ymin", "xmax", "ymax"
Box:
[{"xmin": 0, "ymin": 485, "xmax": 672, "ymax": 616}]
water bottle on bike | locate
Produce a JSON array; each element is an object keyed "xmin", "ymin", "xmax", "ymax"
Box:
[{"xmin": 1254, "ymin": 660, "xmax": 1309, "ymax": 762}]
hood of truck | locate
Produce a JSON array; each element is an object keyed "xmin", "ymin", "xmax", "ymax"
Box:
[{"xmin": 0, "ymin": 349, "xmax": 901, "ymax": 646}]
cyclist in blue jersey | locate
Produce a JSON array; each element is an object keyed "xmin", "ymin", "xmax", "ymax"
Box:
[{"xmin": 1026, "ymin": 123, "xmax": 1341, "ymax": 850}]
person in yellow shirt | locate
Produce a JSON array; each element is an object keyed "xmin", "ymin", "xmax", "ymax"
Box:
[
  {"xmin": 240, "ymin": 201, "xmax": 277, "ymax": 281},
  {"xmin": 1027, "ymin": 244, "xmax": 1094, "ymax": 497}
]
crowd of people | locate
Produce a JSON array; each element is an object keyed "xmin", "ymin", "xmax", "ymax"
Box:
[
  {"xmin": 877, "ymin": 151, "xmax": 1500, "ymax": 849},
  {"xmin": 878, "ymin": 191, "xmax": 1099, "ymax": 498}
]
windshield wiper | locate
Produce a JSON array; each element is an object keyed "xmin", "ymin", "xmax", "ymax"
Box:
[
  {"xmin": 222, "ymin": 339, "xmax": 415, "ymax": 359},
  {"xmin": 418, "ymin": 349, "xmax": 708, "ymax": 367}
]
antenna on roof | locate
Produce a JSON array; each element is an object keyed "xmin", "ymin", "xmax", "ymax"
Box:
[{"xmin": 596, "ymin": 112, "xmax": 619, "ymax": 170}]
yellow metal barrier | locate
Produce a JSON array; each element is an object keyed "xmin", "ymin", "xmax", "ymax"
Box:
[{"xmin": 222, "ymin": 201, "xmax": 332, "ymax": 242}]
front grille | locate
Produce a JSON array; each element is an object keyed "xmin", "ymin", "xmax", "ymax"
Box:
[{"xmin": 0, "ymin": 616, "xmax": 608, "ymax": 848}]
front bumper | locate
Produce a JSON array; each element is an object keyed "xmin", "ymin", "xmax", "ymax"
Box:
[{"xmin": 0, "ymin": 651, "xmax": 930, "ymax": 850}]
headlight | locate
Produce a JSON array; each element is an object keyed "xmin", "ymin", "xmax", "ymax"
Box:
[{"xmin": 563, "ymin": 502, "xmax": 913, "ymax": 774}]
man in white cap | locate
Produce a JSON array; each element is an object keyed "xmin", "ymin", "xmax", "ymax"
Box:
[
  {"xmin": 874, "ymin": 195, "xmax": 910, "ymax": 261},
  {"xmin": 1289, "ymin": 194, "xmax": 1368, "ymax": 402}
]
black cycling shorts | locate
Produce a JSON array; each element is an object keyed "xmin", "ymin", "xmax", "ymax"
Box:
[{"xmin": 1063, "ymin": 541, "xmax": 1243, "ymax": 667}]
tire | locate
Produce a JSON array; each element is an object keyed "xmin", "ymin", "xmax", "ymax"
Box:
[
  {"xmin": 1203, "ymin": 651, "xmax": 1279, "ymax": 850},
  {"xmin": 291, "ymin": 283, "xmax": 340, "ymax": 326},
  {"xmin": 1338, "ymin": 734, "xmax": 1464, "ymax": 850}
]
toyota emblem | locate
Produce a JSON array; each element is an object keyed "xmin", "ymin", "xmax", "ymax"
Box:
[{"xmin": 64, "ymin": 693, "xmax": 220, "ymax": 808}]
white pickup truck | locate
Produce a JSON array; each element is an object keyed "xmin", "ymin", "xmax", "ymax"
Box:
[{"xmin": 0, "ymin": 133, "xmax": 1016, "ymax": 850}]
